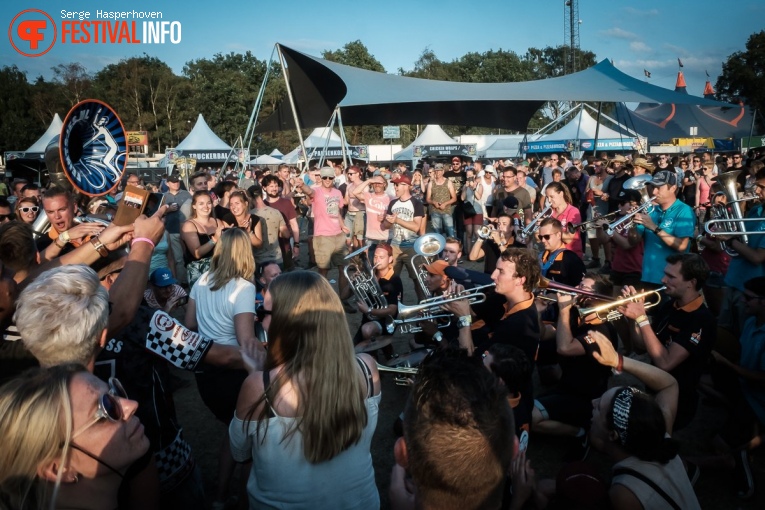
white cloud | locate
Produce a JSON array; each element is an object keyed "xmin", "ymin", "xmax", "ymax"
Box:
[
  {"xmin": 624, "ymin": 7, "xmax": 659, "ymax": 17},
  {"xmin": 600, "ymin": 28, "xmax": 639, "ymax": 40},
  {"xmin": 630, "ymin": 41, "xmax": 652, "ymax": 53}
]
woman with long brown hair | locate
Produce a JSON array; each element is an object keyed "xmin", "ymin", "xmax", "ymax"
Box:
[
  {"xmin": 230, "ymin": 271, "xmax": 381, "ymax": 509},
  {"xmin": 544, "ymin": 181, "xmax": 583, "ymax": 258},
  {"xmin": 181, "ymin": 191, "xmax": 230, "ymax": 287},
  {"xmin": 228, "ymin": 190, "xmax": 262, "ymax": 253}
]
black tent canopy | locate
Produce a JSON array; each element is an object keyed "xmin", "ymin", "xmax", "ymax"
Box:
[{"xmin": 256, "ymin": 45, "xmax": 735, "ymax": 133}]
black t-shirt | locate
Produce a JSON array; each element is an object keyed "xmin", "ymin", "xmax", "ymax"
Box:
[
  {"xmin": 443, "ymin": 169, "xmax": 466, "ymax": 201},
  {"xmin": 361, "ymin": 272, "xmax": 404, "ymax": 328},
  {"xmin": 649, "ymin": 295, "xmax": 716, "ymax": 429},
  {"xmin": 557, "ymin": 317, "xmax": 616, "ymax": 399},
  {"xmin": 540, "ymin": 249, "xmax": 585, "ymax": 287},
  {"xmin": 215, "ymin": 204, "xmax": 236, "ymax": 224},
  {"xmin": 681, "ymin": 170, "xmax": 697, "ymax": 204},
  {"xmin": 606, "ymin": 173, "xmax": 631, "ymax": 213}
]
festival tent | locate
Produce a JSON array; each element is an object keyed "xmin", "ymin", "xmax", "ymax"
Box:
[
  {"xmin": 249, "ymin": 154, "xmax": 283, "ymax": 165},
  {"xmin": 479, "ymin": 136, "xmax": 532, "ymax": 158},
  {"xmin": 4, "ymin": 114, "xmax": 63, "ymax": 180},
  {"xmin": 256, "ymin": 45, "xmax": 735, "ymax": 134},
  {"xmin": 393, "ymin": 125, "xmax": 456, "ymax": 161},
  {"xmin": 281, "ymin": 127, "xmax": 369, "ymax": 164},
  {"xmin": 268, "ymin": 148, "xmax": 283, "ymax": 158},
  {"xmin": 166, "ymin": 114, "xmax": 238, "ymax": 164},
  {"xmin": 525, "ymin": 109, "xmax": 641, "ymax": 153},
  {"xmin": 613, "ymin": 72, "xmax": 754, "ymax": 142}
]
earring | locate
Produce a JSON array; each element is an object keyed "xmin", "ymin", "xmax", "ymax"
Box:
[{"xmin": 70, "ymin": 474, "xmax": 79, "ymax": 484}]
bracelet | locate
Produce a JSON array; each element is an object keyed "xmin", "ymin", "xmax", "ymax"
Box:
[
  {"xmin": 457, "ymin": 315, "xmax": 473, "ymax": 328},
  {"xmin": 90, "ymin": 237, "xmax": 109, "ymax": 258},
  {"xmin": 294, "ymin": 242, "xmax": 300, "ymax": 246},
  {"xmin": 634, "ymin": 314, "xmax": 648, "ymax": 324},
  {"xmin": 612, "ymin": 353, "xmax": 624, "ymax": 375},
  {"xmin": 638, "ymin": 319, "xmax": 650, "ymax": 328},
  {"xmin": 131, "ymin": 237, "xmax": 155, "ymax": 248},
  {"xmin": 653, "ymin": 226, "xmax": 662, "ymax": 235}
]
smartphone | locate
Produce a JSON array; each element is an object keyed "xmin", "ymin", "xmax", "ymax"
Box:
[{"xmin": 144, "ymin": 193, "xmax": 165, "ymax": 217}]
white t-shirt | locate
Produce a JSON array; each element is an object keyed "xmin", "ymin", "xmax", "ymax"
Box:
[{"xmin": 190, "ymin": 272, "xmax": 256, "ymax": 347}]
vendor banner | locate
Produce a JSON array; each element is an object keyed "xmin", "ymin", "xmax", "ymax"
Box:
[
  {"xmin": 300, "ymin": 145, "xmax": 369, "ymax": 161},
  {"xmin": 522, "ymin": 138, "xmax": 638, "ymax": 153},
  {"xmin": 413, "ymin": 144, "xmax": 476, "ymax": 159},
  {"xmin": 165, "ymin": 148, "xmax": 248, "ymax": 163}
]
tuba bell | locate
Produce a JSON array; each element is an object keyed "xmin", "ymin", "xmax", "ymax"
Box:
[
  {"xmin": 411, "ymin": 233, "xmax": 446, "ymax": 298},
  {"xmin": 344, "ymin": 245, "xmax": 388, "ymax": 311},
  {"xmin": 709, "ymin": 170, "xmax": 747, "ymax": 256}
]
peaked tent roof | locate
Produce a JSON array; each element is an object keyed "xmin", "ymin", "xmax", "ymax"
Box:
[
  {"xmin": 176, "ymin": 114, "xmax": 232, "ymax": 151},
  {"xmin": 394, "ymin": 125, "xmax": 455, "ymax": 161},
  {"xmin": 249, "ymin": 154, "xmax": 284, "ymax": 165},
  {"xmin": 269, "ymin": 148, "xmax": 284, "ymax": 157},
  {"xmin": 25, "ymin": 114, "xmax": 63, "ymax": 154},
  {"xmin": 256, "ymin": 45, "xmax": 735, "ymax": 133},
  {"xmin": 538, "ymin": 110, "xmax": 631, "ymax": 141},
  {"xmin": 613, "ymin": 71, "xmax": 754, "ymax": 141},
  {"xmin": 281, "ymin": 127, "xmax": 344, "ymax": 164}
]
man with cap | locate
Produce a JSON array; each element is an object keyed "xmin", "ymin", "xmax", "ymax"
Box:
[
  {"xmin": 296, "ymin": 167, "xmax": 351, "ymax": 302},
  {"xmin": 352, "ymin": 243, "xmax": 402, "ymax": 358},
  {"xmin": 445, "ymin": 157, "xmax": 468, "ymax": 242},
  {"xmin": 351, "ymin": 173, "xmax": 391, "ymax": 251},
  {"xmin": 717, "ymin": 166, "xmax": 765, "ymax": 337},
  {"xmin": 631, "ymin": 170, "xmax": 695, "ymax": 288},
  {"xmin": 603, "ymin": 155, "xmax": 631, "ymax": 214},
  {"xmin": 383, "ymin": 173, "xmax": 426, "ymax": 302},
  {"xmin": 163, "ymin": 173, "xmax": 192, "ymax": 286},
  {"xmin": 145, "ymin": 267, "xmax": 188, "ymax": 314}
]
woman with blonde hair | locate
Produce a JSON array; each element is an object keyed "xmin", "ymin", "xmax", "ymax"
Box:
[
  {"xmin": 15, "ymin": 195, "xmax": 40, "ymax": 224},
  {"xmin": 181, "ymin": 190, "xmax": 230, "ymax": 287},
  {"xmin": 185, "ymin": 227, "xmax": 257, "ymax": 508},
  {"xmin": 230, "ymin": 271, "xmax": 381, "ymax": 509},
  {"xmin": 0, "ymin": 364, "xmax": 149, "ymax": 510}
]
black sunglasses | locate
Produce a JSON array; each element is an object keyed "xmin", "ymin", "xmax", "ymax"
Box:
[
  {"xmin": 256, "ymin": 304, "xmax": 272, "ymax": 322},
  {"xmin": 321, "ymin": 176, "xmax": 334, "ymax": 181},
  {"xmin": 0, "ymin": 214, "xmax": 13, "ymax": 221},
  {"xmin": 19, "ymin": 206, "xmax": 39, "ymax": 213},
  {"xmin": 539, "ymin": 234, "xmax": 553, "ymax": 241}
]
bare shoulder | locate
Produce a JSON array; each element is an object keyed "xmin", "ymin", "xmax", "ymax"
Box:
[{"xmin": 235, "ymin": 371, "xmax": 266, "ymax": 419}]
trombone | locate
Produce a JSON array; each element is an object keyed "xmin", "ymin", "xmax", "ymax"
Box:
[
  {"xmin": 577, "ymin": 286, "xmax": 665, "ymax": 322},
  {"xmin": 376, "ymin": 363, "xmax": 418, "ymax": 386},
  {"xmin": 391, "ymin": 283, "xmax": 495, "ymax": 334},
  {"xmin": 536, "ymin": 277, "xmax": 614, "ymax": 302},
  {"xmin": 704, "ymin": 218, "xmax": 765, "ymax": 237},
  {"xmin": 566, "ymin": 211, "xmax": 619, "ymax": 234}
]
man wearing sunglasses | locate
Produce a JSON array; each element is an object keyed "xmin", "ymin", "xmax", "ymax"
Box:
[
  {"xmin": 537, "ymin": 217, "xmax": 585, "ymax": 288},
  {"xmin": 296, "ymin": 167, "xmax": 351, "ymax": 304}
]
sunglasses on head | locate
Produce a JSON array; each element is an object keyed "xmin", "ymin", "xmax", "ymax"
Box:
[
  {"xmin": 256, "ymin": 304, "xmax": 272, "ymax": 322},
  {"xmin": 73, "ymin": 378, "xmax": 128, "ymax": 438},
  {"xmin": 19, "ymin": 206, "xmax": 39, "ymax": 213}
]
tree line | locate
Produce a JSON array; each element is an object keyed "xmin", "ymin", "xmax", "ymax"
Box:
[{"xmin": 1, "ymin": 33, "xmax": 762, "ymax": 159}]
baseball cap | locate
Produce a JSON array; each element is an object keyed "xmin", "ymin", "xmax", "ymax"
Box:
[
  {"xmin": 150, "ymin": 268, "xmax": 178, "ymax": 287},
  {"xmin": 319, "ymin": 167, "xmax": 335, "ymax": 178},
  {"xmin": 617, "ymin": 189, "xmax": 642, "ymax": 203},
  {"xmin": 451, "ymin": 157, "xmax": 461, "ymax": 163},
  {"xmin": 392, "ymin": 174, "xmax": 411, "ymax": 185},
  {"xmin": 502, "ymin": 195, "xmax": 520, "ymax": 210},
  {"xmin": 167, "ymin": 174, "xmax": 180, "ymax": 183},
  {"xmin": 423, "ymin": 260, "xmax": 448, "ymax": 276},
  {"xmin": 434, "ymin": 163, "xmax": 445, "ymax": 170},
  {"xmin": 648, "ymin": 170, "xmax": 677, "ymax": 187}
]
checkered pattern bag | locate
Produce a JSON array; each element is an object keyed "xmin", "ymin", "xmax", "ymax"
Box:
[{"xmin": 145, "ymin": 310, "xmax": 212, "ymax": 371}]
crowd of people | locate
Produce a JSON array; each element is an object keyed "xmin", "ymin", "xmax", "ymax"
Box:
[{"xmin": 0, "ymin": 147, "xmax": 764, "ymax": 509}]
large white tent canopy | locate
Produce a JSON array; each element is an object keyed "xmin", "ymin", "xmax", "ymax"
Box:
[{"xmin": 393, "ymin": 125, "xmax": 455, "ymax": 161}]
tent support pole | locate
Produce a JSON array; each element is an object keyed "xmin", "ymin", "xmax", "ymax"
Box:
[
  {"xmin": 277, "ymin": 43, "xmax": 309, "ymax": 172},
  {"xmin": 243, "ymin": 45, "xmax": 277, "ymax": 157},
  {"xmin": 335, "ymin": 107, "xmax": 350, "ymax": 168},
  {"xmin": 318, "ymin": 110, "xmax": 338, "ymax": 169},
  {"xmin": 593, "ymin": 102, "xmax": 603, "ymax": 158},
  {"xmin": 745, "ymin": 107, "xmax": 757, "ymax": 154}
]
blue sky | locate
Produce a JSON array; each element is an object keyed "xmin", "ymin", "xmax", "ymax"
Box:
[{"xmin": 3, "ymin": 0, "xmax": 763, "ymax": 96}]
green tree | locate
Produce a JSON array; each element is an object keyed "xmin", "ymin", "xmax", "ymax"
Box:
[
  {"xmin": 0, "ymin": 66, "xmax": 38, "ymax": 154},
  {"xmin": 716, "ymin": 30, "xmax": 765, "ymax": 131},
  {"xmin": 52, "ymin": 62, "xmax": 92, "ymax": 106}
]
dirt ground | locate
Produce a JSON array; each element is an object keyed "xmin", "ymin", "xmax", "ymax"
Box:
[{"xmin": 173, "ymin": 251, "xmax": 765, "ymax": 509}]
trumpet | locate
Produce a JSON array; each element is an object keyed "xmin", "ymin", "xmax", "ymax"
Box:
[
  {"xmin": 478, "ymin": 224, "xmax": 496, "ymax": 239},
  {"xmin": 577, "ymin": 287, "xmax": 665, "ymax": 322},
  {"xmin": 566, "ymin": 211, "xmax": 619, "ymax": 234},
  {"xmin": 603, "ymin": 198, "xmax": 656, "ymax": 236},
  {"xmin": 376, "ymin": 363, "xmax": 418, "ymax": 386},
  {"xmin": 391, "ymin": 283, "xmax": 494, "ymax": 334},
  {"xmin": 517, "ymin": 202, "xmax": 552, "ymax": 243}
]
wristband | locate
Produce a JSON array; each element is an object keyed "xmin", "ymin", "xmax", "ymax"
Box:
[
  {"xmin": 294, "ymin": 242, "xmax": 300, "ymax": 246},
  {"xmin": 131, "ymin": 237, "xmax": 155, "ymax": 248},
  {"xmin": 458, "ymin": 315, "xmax": 473, "ymax": 328},
  {"xmin": 653, "ymin": 226, "xmax": 662, "ymax": 235},
  {"xmin": 90, "ymin": 237, "xmax": 109, "ymax": 257},
  {"xmin": 612, "ymin": 353, "xmax": 624, "ymax": 375},
  {"xmin": 634, "ymin": 314, "xmax": 648, "ymax": 324},
  {"xmin": 638, "ymin": 319, "xmax": 650, "ymax": 328}
]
